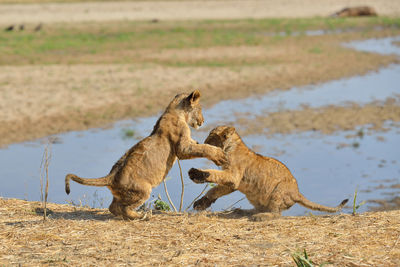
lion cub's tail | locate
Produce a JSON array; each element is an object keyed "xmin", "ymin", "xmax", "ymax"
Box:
[
  {"xmin": 65, "ymin": 173, "xmax": 113, "ymax": 195},
  {"xmin": 295, "ymin": 193, "xmax": 348, "ymax": 213}
]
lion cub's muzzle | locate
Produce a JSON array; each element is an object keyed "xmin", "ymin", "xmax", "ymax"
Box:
[
  {"xmin": 197, "ymin": 115, "xmax": 204, "ymax": 127},
  {"xmin": 192, "ymin": 117, "xmax": 204, "ymax": 129}
]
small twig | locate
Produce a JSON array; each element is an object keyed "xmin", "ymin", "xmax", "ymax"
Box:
[
  {"xmin": 44, "ymin": 146, "xmax": 49, "ymax": 219},
  {"xmin": 223, "ymin": 197, "xmax": 246, "ymax": 211},
  {"xmin": 185, "ymin": 184, "xmax": 209, "ymax": 212},
  {"xmin": 39, "ymin": 148, "xmax": 45, "ymax": 204},
  {"xmin": 177, "ymin": 159, "xmax": 184, "ymax": 212},
  {"xmin": 388, "ymin": 233, "xmax": 400, "ymax": 255},
  {"xmin": 162, "ymin": 178, "xmax": 177, "ymax": 212},
  {"xmin": 39, "ymin": 140, "xmax": 52, "ymax": 221}
]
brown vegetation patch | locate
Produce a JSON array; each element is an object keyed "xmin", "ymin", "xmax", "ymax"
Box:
[
  {"xmin": 369, "ymin": 196, "xmax": 400, "ymax": 211},
  {"xmin": 0, "ymin": 198, "xmax": 399, "ymax": 266},
  {"xmin": 233, "ymin": 97, "xmax": 400, "ymax": 136}
]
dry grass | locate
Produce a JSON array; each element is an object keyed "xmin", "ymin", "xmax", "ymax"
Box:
[{"xmin": 0, "ymin": 198, "xmax": 399, "ymax": 266}]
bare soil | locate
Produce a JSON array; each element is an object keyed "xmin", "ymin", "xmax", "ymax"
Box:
[{"xmin": 0, "ymin": 198, "xmax": 399, "ymax": 266}]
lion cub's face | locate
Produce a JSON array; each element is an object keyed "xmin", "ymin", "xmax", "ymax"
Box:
[
  {"xmin": 204, "ymin": 126, "xmax": 236, "ymax": 149},
  {"xmin": 184, "ymin": 90, "xmax": 204, "ymax": 129}
]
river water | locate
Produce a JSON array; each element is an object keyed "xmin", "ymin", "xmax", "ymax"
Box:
[{"xmin": 0, "ymin": 36, "xmax": 399, "ymax": 215}]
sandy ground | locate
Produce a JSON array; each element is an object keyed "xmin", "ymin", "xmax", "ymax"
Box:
[
  {"xmin": 1, "ymin": 0, "xmax": 400, "ymax": 25},
  {"xmin": 0, "ymin": 30, "xmax": 398, "ymax": 147},
  {"xmin": 0, "ymin": 198, "xmax": 399, "ymax": 266}
]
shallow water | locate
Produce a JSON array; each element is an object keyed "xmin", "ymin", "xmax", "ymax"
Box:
[
  {"xmin": 204, "ymin": 36, "xmax": 400, "ymax": 122},
  {"xmin": 262, "ymin": 26, "xmax": 389, "ymax": 38},
  {"xmin": 1, "ymin": 36, "xmax": 399, "ymax": 215},
  {"xmin": 205, "ymin": 64, "xmax": 400, "ymax": 122}
]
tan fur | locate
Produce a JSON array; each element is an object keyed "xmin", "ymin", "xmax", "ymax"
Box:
[
  {"xmin": 188, "ymin": 126, "xmax": 348, "ymax": 221},
  {"xmin": 65, "ymin": 90, "xmax": 227, "ymax": 220},
  {"xmin": 331, "ymin": 6, "xmax": 377, "ymax": 17}
]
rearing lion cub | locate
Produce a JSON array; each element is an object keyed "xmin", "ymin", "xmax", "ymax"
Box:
[
  {"xmin": 65, "ymin": 90, "xmax": 227, "ymax": 220},
  {"xmin": 188, "ymin": 126, "xmax": 348, "ymax": 221}
]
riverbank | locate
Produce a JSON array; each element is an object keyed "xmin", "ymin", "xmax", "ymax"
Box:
[
  {"xmin": 0, "ymin": 198, "xmax": 398, "ymax": 266},
  {"xmin": 1, "ymin": 18, "xmax": 400, "ymax": 146}
]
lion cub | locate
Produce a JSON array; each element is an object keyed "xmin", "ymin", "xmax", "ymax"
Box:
[
  {"xmin": 188, "ymin": 126, "xmax": 348, "ymax": 221},
  {"xmin": 65, "ymin": 91, "xmax": 227, "ymax": 220}
]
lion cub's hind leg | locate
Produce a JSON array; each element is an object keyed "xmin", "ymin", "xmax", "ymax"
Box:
[
  {"xmin": 121, "ymin": 205, "xmax": 144, "ymax": 220},
  {"xmin": 250, "ymin": 186, "xmax": 294, "ymax": 221},
  {"xmin": 109, "ymin": 185, "xmax": 151, "ymax": 220},
  {"xmin": 109, "ymin": 198, "xmax": 124, "ymax": 217},
  {"xmin": 109, "ymin": 198, "xmax": 142, "ymax": 220},
  {"xmin": 109, "ymin": 199, "xmax": 147, "ymax": 220},
  {"xmin": 193, "ymin": 185, "xmax": 235, "ymax": 210}
]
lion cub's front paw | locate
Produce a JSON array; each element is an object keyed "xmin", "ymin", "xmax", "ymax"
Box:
[
  {"xmin": 193, "ymin": 196, "xmax": 213, "ymax": 210},
  {"xmin": 188, "ymin": 168, "xmax": 210, "ymax": 184},
  {"xmin": 212, "ymin": 149, "xmax": 228, "ymax": 166}
]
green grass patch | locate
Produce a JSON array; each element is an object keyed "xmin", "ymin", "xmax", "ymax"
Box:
[
  {"xmin": 0, "ymin": 17, "xmax": 399, "ymax": 65},
  {"xmin": 122, "ymin": 128, "xmax": 135, "ymax": 139},
  {"xmin": 308, "ymin": 47, "xmax": 323, "ymax": 54}
]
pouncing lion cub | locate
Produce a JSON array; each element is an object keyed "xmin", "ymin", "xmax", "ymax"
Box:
[
  {"xmin": 65, "ymin": 90, "xmax": 227, "ymax": 220},
  {"xmin": 188, "ymin": 126, "xmax": 348, "ymax": 221}
]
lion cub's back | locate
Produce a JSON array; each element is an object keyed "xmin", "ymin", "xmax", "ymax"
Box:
[
  {"xmin": 239, "ymin": 153, "xmax": 297, "ymax": 206},
  {"xmin": 113, "ymin": 136, "xmax": 174, "ymax": 186},
  {"xmin": 242, "ymin": 153, "xmax": 296, "ymax": 189}
]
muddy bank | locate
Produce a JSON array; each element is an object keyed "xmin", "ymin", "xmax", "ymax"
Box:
[
  {"xmin": 0, "ymin": 198, "xmax": 398, "ymax": 266},
  {"xmin": 370, "ymin": 196, "xmax": 400, "ymax": 211},
  {"xmin": 233, "ymin": 97, "xmax": 400, "ymax": 136},
  {"xmin": 0, "ymin": 32, "xmax": 398, "ymax": 147}
]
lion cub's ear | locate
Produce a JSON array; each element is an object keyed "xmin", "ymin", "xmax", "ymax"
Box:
[
  {"xmin": 222, "ymin": 126, "xmax": 236, "ymax": 139},
  {"xmin": 187, "ymin": 90, "xmax": 201, "ymax": 104}
]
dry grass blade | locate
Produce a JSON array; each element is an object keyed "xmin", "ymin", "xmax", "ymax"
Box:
[
  {"xmin": 184, "ymin": 184, "xmax": 209, "ymax": 212},
  {"xmin": 39, "ymin": 140, "xmax": 52, "ymax": 220},
  {"xmin": 223, "ymin": 197, "xmax": 246, "ymax": 211},
  {"xmin": 177, "ymin": 159, "xmax": 184, "ymax": 212},
  {"xmin": 162, "ymin": 178, "xmax": 177, "ymax": 212},
  {"xmin": 387, "ymin": 233, "xmax": 400, "ymax": 255}
]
